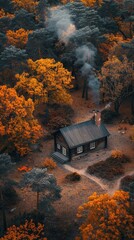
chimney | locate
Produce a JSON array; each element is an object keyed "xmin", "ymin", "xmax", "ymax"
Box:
[{"xmin": 95, "ymin": 110, "xmax": 101, "ymax": 127}]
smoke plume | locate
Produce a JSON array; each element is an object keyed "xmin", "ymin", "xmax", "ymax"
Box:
[{"xmin": 47, "ymin": 7, "xmax": 76, "ymax": 45}]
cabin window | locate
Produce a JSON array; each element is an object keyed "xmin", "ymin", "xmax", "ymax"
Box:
[
  {"xmin": 62, "ymin": 147, "xmax": 67, "ymax": 156},
  {"xmin": 90, "ymin": 142, "xmax": 95, "ymax": 150},
  {"xmin": 57, "ymin": 143, "xmax": 61, "ymax": 150},
  {"xmin": 77, "ymin": 146, "xmax": 83, "ymax": 154}
]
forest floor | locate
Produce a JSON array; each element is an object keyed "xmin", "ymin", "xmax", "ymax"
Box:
[{"xmin": 3, "ymin": 88, "xmax": 134, "ymax": 240}]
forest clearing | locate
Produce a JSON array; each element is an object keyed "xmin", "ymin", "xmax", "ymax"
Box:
[{"xmin": 0, "ymin": 0, "xmax": 134, "ymax": 239}]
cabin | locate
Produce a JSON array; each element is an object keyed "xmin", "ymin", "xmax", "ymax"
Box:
[{"xmin": 52, "ymin": 111, "xmax": 110, "ymax": 163}]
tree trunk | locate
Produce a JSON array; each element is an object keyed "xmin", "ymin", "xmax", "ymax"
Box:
[
  {"xmin": 129, "ymin": 22, "xmax": 133, "ymax": 39},
  {"xmin": 114, "ymin": 101, "xmax": 120, "ymax": 114},
  {"xmin": 131, "ymin": 93, "xmax": 134, "ymax": 115},
  {"xmin": 0, "ymin": 189, "xmax": 7, "ymax": 233},
  {"xmin": 82, "ymin": 79, "xmax": 88, "ymax": 100},
  {"xmin": 37, "ymin": 191, "xmax": 39, "ymax": 212}
]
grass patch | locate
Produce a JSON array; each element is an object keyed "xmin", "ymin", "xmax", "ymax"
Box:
[{"xmin": 87, "ymin": 154, "xmax": 130, "ymax": 181}]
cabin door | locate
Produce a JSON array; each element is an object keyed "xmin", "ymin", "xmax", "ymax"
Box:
[{"xmin": 62, "ymin": 147, "xmax": 67, "ymax": 156}]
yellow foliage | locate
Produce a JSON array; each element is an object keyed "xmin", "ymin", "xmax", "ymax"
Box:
[
  {"xmin": 0, "ymin": 219, "xmax": 47, "ymax": 240},
  {"xmin": 15, "ymin": 58, "xmax": 73, "ymax": 105},
  {"xmin": 12, "ymin": 0, "xmax": 38, "ymax": 13},
  {"xmin": 111, "ymin": 150, "xmax": 123, "ymax": 158},
  {"xmin": 76, "ymin": 190, "xmax": 134, "ymax": 240},
  {"xmin": 0, "ymin": 85, "xmax": 43, "ymax": 156},
  {"xmin": 43, "ymin": 157, "xmax": 57, "ymax": 169},
  {"xmin": 6, "ymin": 29, "xmax": 32, "ymax": 49}
]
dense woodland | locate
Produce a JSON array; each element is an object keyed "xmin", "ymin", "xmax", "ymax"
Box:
[{"xmin": 0, "ymin": 0, "xmax": 134, "ymax": 239}]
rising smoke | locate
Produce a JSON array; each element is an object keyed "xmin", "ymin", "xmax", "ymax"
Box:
[
  {"xmin": 47, "ymin": 7, "xmax": 76, "ymax": 45},
  {"xmin": 75, "ymin": 44, "xmax": 100, "ymax": 102},
  {"xmin": 46, "ymin": 5, "xmax": 100, "ymax": 102}
]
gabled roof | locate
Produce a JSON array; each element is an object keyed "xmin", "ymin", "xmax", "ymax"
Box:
[{"xmin": 60, "ymin": 120, "xmax": 110, "ymax": 149}]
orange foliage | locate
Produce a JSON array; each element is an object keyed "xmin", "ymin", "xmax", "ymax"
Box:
[
  {"xmin": 43, "ymin": 158, "xmax": 57, "ymax": 170},
  {"xmin": 98, "ymin": 34, "xmax": 126, "ymax": 61},
  {"xmin": 12, "ymin": 0, "xmax": 38, "ymax": 13},
  {"xmin": 0, "ymin": 219, "xmax": 47, "ymax": 240},
  {"xmin": 76, "ymin": 190, "xmax": 134, "ymax": 240},
  {"xmin": 0, "ymin": 85, "xmax": 43, "ymax": 156},
  {"xmin": 61, "ymin": 0, "xmax": 103, "ymax": 6},
  {"xmin": 6, "ymin": 29, "xmax": 32, "ymax": 49},
  {"xmin": 15, "ymin": 58, "xmax": 73, "ymax": 105},
  {"xmin": 0, "ymin": 9, "xmax": 14, "ymax": 19},
  {"xmin": 80, "ymin": 0, "xmax": 103, "ymax": 7},
  {"xmin": 18, "ymin": 166, "xmax": 32, "ymax": 172},
  {"xmin": 111, "ymin": 150, "xmax": 123, "ymax": 159}
]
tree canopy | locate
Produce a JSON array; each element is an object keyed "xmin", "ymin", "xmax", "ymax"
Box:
[
  {"xmin": 76, "ymin": 190, "xmax": 134, "ymax": 240},
  {"xmin": 0, "ymin": 85, "xmax": 43, "ymax": 156},
  {"xmin": 15, "ymin": 58, "xmax": 73, "ymax": 105}
]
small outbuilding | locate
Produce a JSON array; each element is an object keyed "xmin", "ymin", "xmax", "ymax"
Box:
[{"xmin": 52, "ymin": 112, "xmax": 110, "ymax": 163}]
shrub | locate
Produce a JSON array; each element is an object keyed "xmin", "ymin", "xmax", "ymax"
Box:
[
  {"xmin": 111, "ymin": 150, "xmax": 123, "ymax": 159},
  {"xmin": 43, "ymin": 158, "xmax": 57, "ymax": 169},
  {"xmin": 87, "ymin": 153, "xmax": 130, "ymax": 181},
  {"xmin": 101, "ymin": 109, "xmax": 117, "ymax": 123},
  {"xmin": 65, "ymin": 172, "xmax": 81, "ymax": 182},
  {"xmin": 18, "ymin": 166, "xmax": 32, "ymax": 172}
]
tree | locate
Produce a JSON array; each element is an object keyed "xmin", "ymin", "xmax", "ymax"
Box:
[
  {"xmin": 21, "ymin": 168, "xmax": 61, "ymax": 214},
  {"xmin": 6, "ymin": 28, "xmax": 32, "ymax": 49},
  {"xmin": 0, "ymin": 9, "xmax": 14, "ymax": 19},
  {"xmin": 12, "ymin": 0, "xmax": 38, "ymax": 13},
  {"xmin": 0, "ymin": 45, "xmax": 28, "ymax": 86},
  {"xmin": 26, "ymin": 28, "xmax": 57, "ymax": 60},
  {"xmin": 99, "ymin": 55, "xmax": 134, "ymax": 113},
  {"xmin": 15, "ymin": 58, "xmax": 73, "ymax": 105},
  {"xmin": 76, "ymin": 190, "xmax": 134, "ymax": 240},
  {"xmin": 10, "ymin": 9, "xmax": 37, "ymax": 31},
  {"xmin": 80, "ymin": 0, "xmax": 103, "ymax": 7},
  {"xmin": 98, "ymin": 0, "xmax": 134, "ymax": 39},
  {"xmin": 0, "ymin": 154, "xmax": 14, "ymax": 232},
  {"xmin": 1, "ymin": 219, "xmax": 47, "ymax": 240},
  {"xmin": 15, "ymin": 73, "xmax": 46, "ymax": 105},
  {"xmin": 0, "ymin": 85, "xmax": 43, "ymax": 156}
]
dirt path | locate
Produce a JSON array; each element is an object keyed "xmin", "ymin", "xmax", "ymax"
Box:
[
  {"xmin": 64, "ymin": 164, "xmax": 134, "ymax": 194},
  {"xmin": 64, "ymin": 164, "xmax": 108, "ymax": 191}
]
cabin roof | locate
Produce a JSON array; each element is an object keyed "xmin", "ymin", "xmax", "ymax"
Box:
[{"xmin": 60, "ymin": 120, "xmax": 110, "ymax": 149}]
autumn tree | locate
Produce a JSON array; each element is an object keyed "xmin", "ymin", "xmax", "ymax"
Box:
[
  {"xmin": 21, "ymin": 168, "xmax": 61, "ymax": 214},
  {"xmin": 12, "ymin": 0, "xmax": 38, "ymax": 14},
  {"xmin": 0, "ymin": 85, "xmax": 43, "ymax": 156},
  {"xmin": 0, "ymin": 219, "xmax": 47, "ymax": 240},
  {"xmin": 80, "ymin": 0, "xmax": 103, "ymax": 7},
  {"xmin": 99, "ymin": 55, "xmax": 134, "ymax": 113},
  {"xmin": 15, "ymin": 58, "xmax": 73, "ymax": 105},
  {"xmin": 76, "ymin": 190, "xmax": 134, "ymax": 240},
  {"xmin": 6, "ymin": 28, "xmax": 32, "ymax": 49},
  {"xmin": 0, "ymin": 9, "xmax": 14, "ymax": 19},
  {"xmin": 98, "ymin": 0, "xmax": 134, "ymax": 39}
]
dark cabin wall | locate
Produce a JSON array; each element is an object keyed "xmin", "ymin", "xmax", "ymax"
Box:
[
  {"xmin": 71, "ymin": 137, "xmax": 107, "ymax": 157},
  {"xmin": 54, "ymin": 131, "xmax": 70, "ymax": 157}
]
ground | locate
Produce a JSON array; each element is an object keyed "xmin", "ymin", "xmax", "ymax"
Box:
[{"xmin": 1, "ymin": 89, "xmax": 134, "ymax": 240}]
